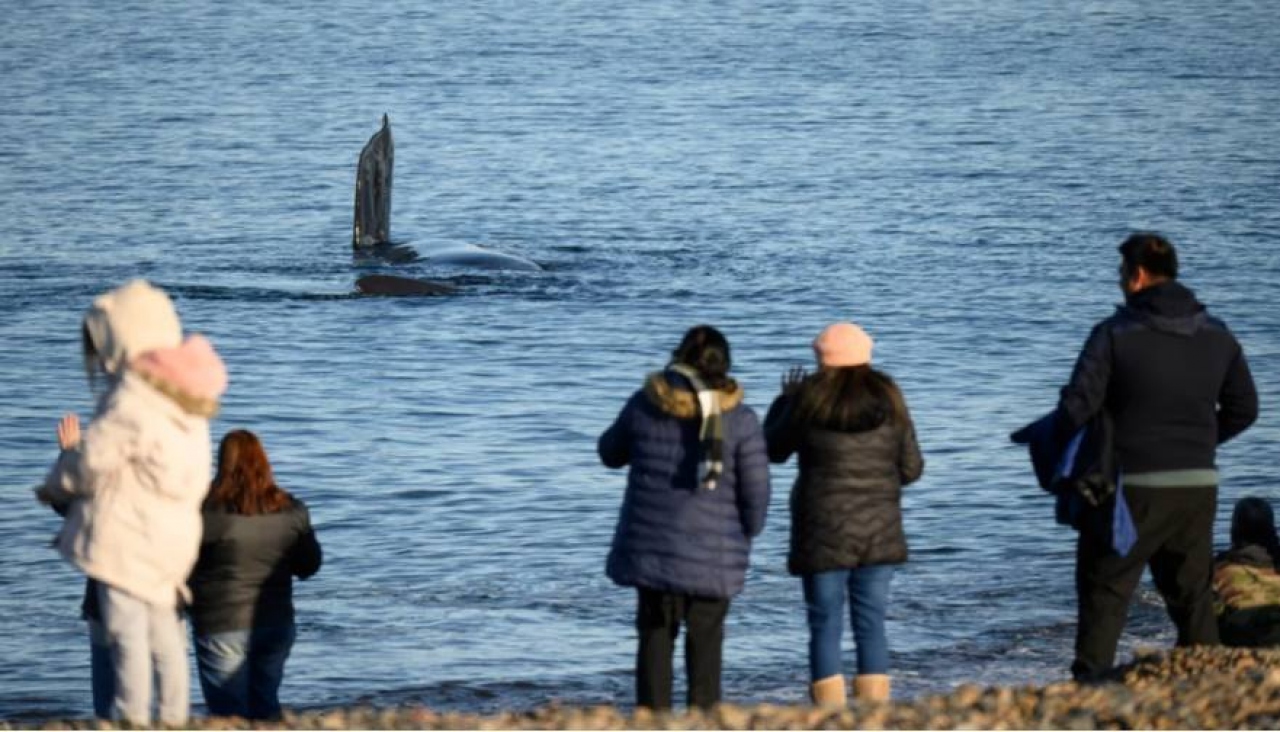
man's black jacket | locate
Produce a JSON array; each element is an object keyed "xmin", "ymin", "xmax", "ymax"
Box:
[{"xmin": 1055, "ymin": 280, "xmax": 1258, "ymax": 475}]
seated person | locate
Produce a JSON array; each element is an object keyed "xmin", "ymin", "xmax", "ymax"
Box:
[{"xmin": 1213, "ymin": 496, "xmax": 1280, "ymax": 647}]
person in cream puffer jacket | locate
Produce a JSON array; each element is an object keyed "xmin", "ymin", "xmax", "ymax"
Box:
[{"xmin": 36, "ymin": 279, "xmax": 228, "ymax": 725}]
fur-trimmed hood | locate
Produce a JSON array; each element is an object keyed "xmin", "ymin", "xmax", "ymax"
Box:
[
  {"xmin": 84, "ymin": 280, "xmax": 183, "ymax": 375},
  {"xmin": 643, "ymin": 370, "xmax": 743, "ymax": 418},
  {"xmin": 132, "ymin": 335, "xmax": 228, "ymax": 418},
  {"xmin": 82, "ymin": 280, "xmax": 227, "ymax": 417}
]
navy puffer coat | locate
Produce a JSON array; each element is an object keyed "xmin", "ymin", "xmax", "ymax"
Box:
[{"xmin": 600, "ymin": 370, "xmax": 771, "ymax": 599}]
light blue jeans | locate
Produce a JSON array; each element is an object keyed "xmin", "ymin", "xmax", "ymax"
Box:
[
  {"xmin": 97, "ymin": 584, "xmax": 189, "ymax": 725},
  {"xmin": 802, "ymin": 565, "xmax": 895, "ymax": 679},
  {"xmin": 194, "ymin": 623, "xmax": 297, "ymax": 720}
]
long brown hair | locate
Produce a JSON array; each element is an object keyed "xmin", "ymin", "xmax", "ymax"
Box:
[
  {"xmin": 792, "ymin": 365, "xmax": 908, "ymax": 432},
  {"xmin": 207, "ymin": 430, "xmax": 293, "ymax": 515}
]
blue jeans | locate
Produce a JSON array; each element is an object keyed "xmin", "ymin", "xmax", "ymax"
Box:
[
  {"xmin": 802, "ymin": 565, "xmax": 895, "ymax": 679},
  {"xmin": 194, "ymin": 624, "xmax": 296, "ymax": 720}
]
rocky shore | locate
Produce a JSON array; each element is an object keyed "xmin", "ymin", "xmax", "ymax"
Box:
[{"xmin": 7, "ymin": 647, "xmax": 1279, "ymax": 730}]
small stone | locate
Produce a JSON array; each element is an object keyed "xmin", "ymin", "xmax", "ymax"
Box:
[
  {"xmin": 714, "ymin": 704, "xmax": 750, "ymax": 729},
  {"xmin": 748, "ymin": 703, "xmax": 784, "ymax": 729},
  {"xmin": 584, "ymin": 705, "xmax": 621, "ymax": 728},
  {"xmin": 318, "ymin": 710, "xmax": 348, "ymax": 730},
  {"xmin": 951, "ymin": 684, "xmax": 983, "ymax": 708},
  {"xmin": 631, "ymin": 706, "xmax": 655, "ymax": 727},
  {"xmin": 802, "ymin": 707, "xmax": 835, "ymax": 728},
  {"xmin": 1064, "ymin": 711, "xmax": 1097, "ymax": 730},
  {"xmin": 408, "ymin": 707, "xmax": 438, "ymax": 725}
]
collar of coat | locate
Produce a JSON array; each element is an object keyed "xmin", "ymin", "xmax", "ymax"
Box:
[
  {"xmin": 128, "ymin": 370, "xmax": 221, "ymax": 418},
  {"xmin": 643, "ymin": 370, "xmax": 743, "ymax": 418},
  {"xmin": 1218, "ymin": 543, "xmax": 1278, "ymax": 570}
]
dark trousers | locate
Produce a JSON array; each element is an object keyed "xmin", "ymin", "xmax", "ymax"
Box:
[
  {"xmin": 1072, "ymin": 484, "xmax": 1219, "ymax": 680},
  {"xmin": 635, "ymin": 587, "xmax": 730, "ymax": 711}
]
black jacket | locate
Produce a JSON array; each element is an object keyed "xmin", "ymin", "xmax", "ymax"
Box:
[
  {"xmin": 765, "ymin": 391, "xmax": 924, "ymax": 575},
  {"xmin": 187, "ymin": 498, "xmax": 322, "ymax": 635},
  {"xmin": 1056, "ymin": 281, "xmax": 1257, "ymax": 475}
]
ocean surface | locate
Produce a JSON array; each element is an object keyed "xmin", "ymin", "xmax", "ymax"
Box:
[{"xmin": 1, "ymin": 0, "xmax": 1277, "ymax": 721}]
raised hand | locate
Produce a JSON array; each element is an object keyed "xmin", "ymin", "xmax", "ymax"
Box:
[
  {"xmin": 781, "ymin": 365, "xmax": 808, "ymax": 396},
  {"xmin": 57, "ymin": 413, "xmax": 81, "ymax": 451}
]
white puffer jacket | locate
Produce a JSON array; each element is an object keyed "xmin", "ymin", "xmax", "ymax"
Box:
[
  {"xmin": 41, "ymin": 372, "xmax": 213, "ymax": 607},
  {"xmin": 37, "ymin": 280, "xmax": 224, "ymax": 608}
]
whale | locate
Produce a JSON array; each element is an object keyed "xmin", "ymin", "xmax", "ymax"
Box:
[
  {"xmin": 354, "ymin": 273, "xmax": 456, "ymax": 297},
  {"xmin": 351, "ymin": 115, "xmax": 541, "ymax": 296}
]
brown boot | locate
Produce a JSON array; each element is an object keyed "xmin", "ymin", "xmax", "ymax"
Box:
[
  {"xmin": 810, "ymin": 675, "xmax": 847, "ymax": 707},
  {"xmin": 853, "ymin": 674, "xmax": 891, "ymax": 703}
]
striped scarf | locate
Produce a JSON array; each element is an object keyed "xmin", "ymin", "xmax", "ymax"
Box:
[{"xmin": 668, "ymin": 364, "xmax": 724, "ymax": 491}]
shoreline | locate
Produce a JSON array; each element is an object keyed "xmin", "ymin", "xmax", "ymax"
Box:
[{"xmin": 5, "ymin": 647, "xmax": 1278, "ymax": 730}]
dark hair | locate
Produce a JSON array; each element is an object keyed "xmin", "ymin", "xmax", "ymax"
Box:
[
  {"xmin": 792, "ymin": 365, "xmax": 908, "ymax": 432},
  {"xmin": 81, "ymin": 323, "xmax": 105, "ymax": 391},
  {"xmin": 671, "ymin": 325, "xmax": 732, "ymax": 390},
  {"xmin": 208, "ymin": 430, "xmax": 293, "ymax": 515},
  {"xmin": 1231, "ymin": 496, "xmax": 1280, "ymax": 565},
  {"xmin": 1118, "ymin": 232, "xmax": 1178, "ymax": 281}
]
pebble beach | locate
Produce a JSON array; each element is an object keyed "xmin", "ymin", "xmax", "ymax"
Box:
[{"xmin": 6, "ymin": 646, "xmax": 1278, "ymax": 730}]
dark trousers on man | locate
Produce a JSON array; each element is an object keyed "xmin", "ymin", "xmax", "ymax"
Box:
[
  {"xmin": 635, "ymin": 587, "xmax": 730, "ymax": 711},
  {"xmin": 1072, "ymin": 484, "xmax": 1219, "ymax": 680}
]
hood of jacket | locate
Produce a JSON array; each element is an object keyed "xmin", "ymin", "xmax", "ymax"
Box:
[
  {"xmin": 643, "ymin": 370, "xmax": 743, "ymax": 418},
  {"xmin": 84, "ymin": 280, "xmax": 183, "ymax": 375},
  {"xmin": 1218, "ymin": 543, "xmax": 1278, "ymax": 570},
  {"xmin": 1118, "ymin": 280, "xmax": 1207, "ymax": 337},
  {"xmin": 132, "ymin": 335, "xmax": 228, "ymax": 418}
]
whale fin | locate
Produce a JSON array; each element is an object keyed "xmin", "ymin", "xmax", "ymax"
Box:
[{"xmin": 353, "ymin": 114, "xmax": 393, "ymax": 250}]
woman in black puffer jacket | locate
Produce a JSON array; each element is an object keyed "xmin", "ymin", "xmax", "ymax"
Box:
[{"xmin": 764, "ymin": 322, "xmax": 923, "ymax": 707}]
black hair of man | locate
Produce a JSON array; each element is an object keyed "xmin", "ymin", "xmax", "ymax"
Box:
[{"xmin": 1119, "ymin": 232, "xmax": 1179, "ymax": 280}]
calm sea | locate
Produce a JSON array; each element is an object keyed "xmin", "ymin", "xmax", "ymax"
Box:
[{"xmin": 1, "ymin": 0, "xmax": 1277, "ymax": 720}]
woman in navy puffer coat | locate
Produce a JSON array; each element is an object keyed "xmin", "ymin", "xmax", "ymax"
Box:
[{"xmin": 599, "ymin": 325, "xmax": 771, "ymax": 712}]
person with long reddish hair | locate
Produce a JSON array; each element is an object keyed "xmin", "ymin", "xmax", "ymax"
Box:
[{"xmin": 187, "ymin": 429, "xmax": 322, "ymax": 720}]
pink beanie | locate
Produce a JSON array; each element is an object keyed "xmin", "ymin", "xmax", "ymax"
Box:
[
  {"xmin": 132, "ymin": 334, "xmax": 229, "ymax": 403},
  {"xmin": 812, "ymin": 322, "xmax": 874, "ymax": 367}
]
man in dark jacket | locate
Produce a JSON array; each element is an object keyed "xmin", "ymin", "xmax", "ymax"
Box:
[{"xmin": 1056, "ymin": 232, "xmax": 1258, "ymax": 680}]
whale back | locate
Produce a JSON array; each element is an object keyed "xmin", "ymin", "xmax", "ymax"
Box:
[
  {"xmin": 424, "ymin": 245, "xmax": 542, "ymax": 272},
  {"xmin": 355, "ymin": 274, "xmax": 456, "ymax": 297},
  {"xmin": 353, "ymin": 114, "xmax": 393, "ymax": 249}
]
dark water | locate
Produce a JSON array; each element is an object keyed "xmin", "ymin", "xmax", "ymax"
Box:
[{"xmin": 1, "ymin": 0, "xmax": 1278, "ymax": 721}]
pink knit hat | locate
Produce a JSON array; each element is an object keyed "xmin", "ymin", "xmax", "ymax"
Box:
[
  {"xmin": 132, "ymin": 335, "xmax": 228, "ymax": 413},
  {"xmin": 812, "ymin": 322, "xmax": 874, "ymax": 367}
]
